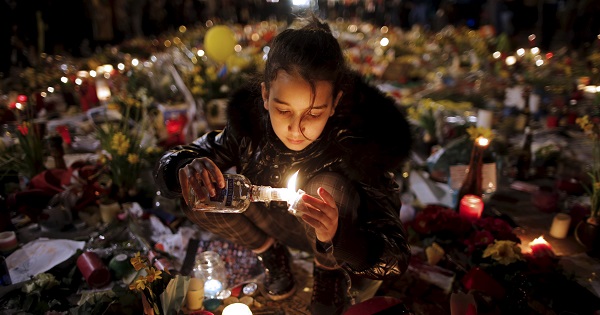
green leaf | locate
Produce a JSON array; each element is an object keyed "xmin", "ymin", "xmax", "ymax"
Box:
[{"xmin": 160, "ymin": 275, "xmax": 190, "ymax": 315}]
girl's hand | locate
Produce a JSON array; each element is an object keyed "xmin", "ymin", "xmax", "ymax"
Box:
[
  {"xmin": 299, "ymin": 187, "xmax": 339, "ymax": 243},
  {"xmin": 178, "ymin": 157, "xmax": 225, "ymax": 207}
]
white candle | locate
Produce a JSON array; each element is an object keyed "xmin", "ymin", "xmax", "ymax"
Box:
[
  {"xmin": 223, "ymin": 303, "xmax": 253, "ymax": 315},
  {"xmin": 476, "ymin": 109, "xmax": 493, "ymax": 129},
  {"xmin": 549, "ymin": 213, "xmax": 571, "ymax": 239},
  {"xmin": 186, "ymin": 289, "xmax": 204, "ymax": 310},
  {"xmin": 189, "ymin": 277, "xmax": 203, "ymax": 291}
]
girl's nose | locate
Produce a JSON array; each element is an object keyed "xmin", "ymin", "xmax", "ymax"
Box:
[{"xmin": 288, "ymin": 116, "xmax": 305, "ymax": 134}]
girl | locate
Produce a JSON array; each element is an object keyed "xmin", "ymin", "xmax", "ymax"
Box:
[{"xmin": 154, "ymin": 15, "xmax": 412, "ymax": 314}]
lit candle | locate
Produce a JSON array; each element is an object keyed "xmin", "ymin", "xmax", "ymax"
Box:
[
  {"xmin": 476, "ymin": 109, "xmax": 493, "ymax": 129},
  {"xmin": 95, "ymin": 78, "xmax": 111, "ymax": 101},
  {"xmin": 204, "ymin": 279, "xmax": 223, "ymax": 298},
  {"xmin": 286, "ymin": 171, "xmax": 306, "ymax": 216},
  {"xmin": 459, "ymin": 194, "xmax": 484, "ymax": 221},
  {"xmin": 223, "ymin": 303, "xmax": 253, "ymax": 315},
  {"xmin": 528, "ymin": 236, "xmax": 554, "ymax": 257},
  {"xmin": 549, "ymin": 213, "xmax": 571, "ymax": 239}
]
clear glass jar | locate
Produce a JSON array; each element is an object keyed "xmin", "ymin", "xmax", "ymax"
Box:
[{"xmin": 192, "ymin": 251, "xmax": 227, "ymax": 298}]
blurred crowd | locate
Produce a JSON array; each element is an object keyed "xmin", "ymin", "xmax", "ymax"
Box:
[{"xmin": 1, "ymin": 0, "xmax": 600, "ymax": 81}]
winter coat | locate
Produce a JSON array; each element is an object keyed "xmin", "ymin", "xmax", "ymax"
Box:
[{"xmin": 154, "ymin": 72, "xmax": 412, "ymax": 279}]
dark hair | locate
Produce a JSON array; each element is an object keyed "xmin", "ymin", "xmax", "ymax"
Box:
[{"xmin": 263, "ymin": 15, "xmax": 348, "ymax": 139}]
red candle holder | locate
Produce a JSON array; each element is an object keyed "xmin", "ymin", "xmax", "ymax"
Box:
[{"xmin": 459, "ymin": 194, "xmax": 484, "ymax": 221}]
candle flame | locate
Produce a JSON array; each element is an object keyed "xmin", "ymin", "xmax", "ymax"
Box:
[
  {"xmin": 476, "ymin": 136, "xmax": 489, "ymax": 147},
  {"xmin": 287, "ymin": 170, "xmax": 299, "ymax": 192},
  {"xmin": 529, "ymin": 236, "xmax": 549, "ymax": 246},
  {"xmin": 285, "ymin": 171, "xmax": 300, "ymax": 204}
]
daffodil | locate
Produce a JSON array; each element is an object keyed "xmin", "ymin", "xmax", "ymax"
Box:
[
  {"xmin": 483, "ymin": 240, "xmax": 523, "ymax": 265},
  {"xmin": 145, "ymin": 267, "xmax": 163, "ymax": 283},
  {"xmin": 110, "ymin": 132, "xmax": 130, "ymax": 156},
  {"xmin": 467, "ymin": 126, "xmax": 495, "ymax": 142},
  {"xmin": 127, "ymin": 153, "xmax": 140, "ymax": 164},
  {"xmin": 131, "ymin": 252, "xmax": 146, "ymax": 271},
  {"xmin": 129, "ymin": 276, "xmax": 148, "ymax": 291}
]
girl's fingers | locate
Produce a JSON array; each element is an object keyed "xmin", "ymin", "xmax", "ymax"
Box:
[
  {"xmin": 317, "ymin": 187, "xmax": 336, "ymax": 208},
  {"xmin": 203, "ymin": 159, "xmax": 225, "ymax": 188},
  {"xmin": 179, "ymin": 168, "xmax": 190, "ymax": 206}
]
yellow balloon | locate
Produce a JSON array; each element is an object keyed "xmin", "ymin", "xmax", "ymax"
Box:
[{"xmin": 204, "ymin": 25, "xmax": 237, "ymax": 63}]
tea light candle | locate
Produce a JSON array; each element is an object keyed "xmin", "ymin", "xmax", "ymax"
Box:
[
  {"xmin": 459, "ymin": 195, "xmax": 484, "ymax": 221},
  {"xmin": 528, "ymin": 236, "xmax": 554, "ymax": 257},
  {"xmin": 549, "ymin": 213, "xmax": 571, "ymax": 239},
  {"xmin": 204, "ymin": 279, "xmax": 223, "ymax": 298},
  {"xmin": 0, "ymin": 231, "xmax": 18, "ymax": 254},
  {"xmin": 223, "ymin": 302, "xmax": 253, "ymax": 315}
]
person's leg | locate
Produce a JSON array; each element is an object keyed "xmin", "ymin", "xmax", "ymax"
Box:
[
  {"xmin": 184, "ymin": 202, "xmax": 305, "ymax": 300},
  {"xmin": 299, "ymin": 172, "xmax": 360, "ymax": 315}
]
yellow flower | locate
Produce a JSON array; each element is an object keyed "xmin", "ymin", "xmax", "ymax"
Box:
[
  {"xmin": 576, "ymin": 115, "xmax": 590, "ymax": 130},
  {"xmin": 193, "ymin": 75, "xmax": 205, "ymax": 85},
  {"xmin": 148, "ymin": 146, "xmax": 163, "ymax": 154},
  {"xmin": 145, "ymin": 267, "xmax": 163, "ymax": 283},
  {"xmin": 482, "ymin": 240, "xmax": 523, "ymax": 265},
  {"xmin": 206, "ymin": 66, "xmax": 218, "ymax": 81},
  {"xmin": 129, "ymin": 276, "xmax": 148, "ymax": 291},
  {"xmin": 467, "ymin": 126, "xmax": 495, "ymax": 142},
  {"xmin": 130, "ymin": 252, "xmax": 146, "ymax": 271},
  {"xmin": 111, "ymin": 132, "xmax": 130, "ymax": 156},
  {"xmin": 98, "ymin": 154, "xmax": 108, "ymax": 164},
  {"xmin": 127, "ymin": 153, "xmax": 140, "ymax": 164}
]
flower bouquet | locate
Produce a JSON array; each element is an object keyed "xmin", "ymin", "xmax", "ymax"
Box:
[
  {"xmin": 94, "ymin": 93, "xmax": 162, "ymax": 201},
  {"xmin": 0, "ymin": 94, "xmax": 46, "ymax": 181},
  {"xmin": 128, "ymin": 252, "xmax": 190, "ymax": 315},
  {"xmin": 576, "ymin": 115, "xmax": 600, "ymax": 224}
]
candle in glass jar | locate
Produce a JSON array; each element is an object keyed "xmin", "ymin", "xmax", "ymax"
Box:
[
  {"xmin": 459, "ymin": 195, "xmax": 484, "ymax": 221},
  {"xmin": 528, "ymin": 236, "xmax": 554, "ymax": 257},
  {"xmin": 204, "ymin": 279, "xmax": 223, "ymax": 298}
]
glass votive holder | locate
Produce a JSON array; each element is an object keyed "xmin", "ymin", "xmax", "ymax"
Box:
[{"xmin": 193, "ymin": 251, "xmax": 227, "ymax": 298}]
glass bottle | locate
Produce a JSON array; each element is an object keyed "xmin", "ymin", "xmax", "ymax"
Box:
[
  {"xmin": 186, "ymin": 173, "xmax": 304, "ymax": 213},
  {"xmin": 147, "ymin": 250, "xmax": 178, "ymax": 275},
  {"xmin": 456, "ymin": 137, "xmax": 488, "ymax": 210}
]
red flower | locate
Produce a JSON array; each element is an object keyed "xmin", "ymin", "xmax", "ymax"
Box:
[
  {"xmin": 475, "ymin": 217, "xmax": 520, "ymax": 243},
  {"xmin": 16, "ymin": 94, "xmax": 28, "ymax": 103},
  {"xmin": 17, "ymin": 123, "xmax": 28, "ymax": 135},
  {"xmin": 8, "ymin": 102, "xmax": 17, "ymax": 110},
  {"xmin": 464, "ymin": 230, "xmax": 495, "ymax": 254},
  {"xmin": 412, "ymin": 204, "xmax": 471, "ymax": 237}
]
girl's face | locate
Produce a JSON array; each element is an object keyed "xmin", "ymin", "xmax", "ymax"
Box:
[{"xmin": 262, "ymin": 70, "xmax": 341, "ymax": 151}]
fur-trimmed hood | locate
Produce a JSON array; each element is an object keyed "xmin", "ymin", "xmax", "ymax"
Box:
[{"xmin": 226, "ymin": 72, "xmax": 412, "ymax": 182}]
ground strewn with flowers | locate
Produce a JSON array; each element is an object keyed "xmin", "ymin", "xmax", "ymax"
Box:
[{"xmin": 377, "ymin": 204, "xmax": 600, "ymax": 315}]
